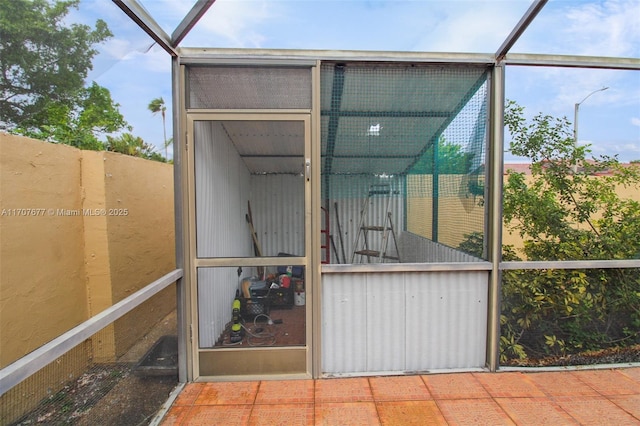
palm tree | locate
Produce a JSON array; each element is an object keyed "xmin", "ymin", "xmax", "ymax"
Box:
[{"xmin": 147, "ymin": 97, "xmax": 168, "ymax": 159}]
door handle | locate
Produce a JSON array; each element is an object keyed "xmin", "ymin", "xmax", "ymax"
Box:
[{"xmin": 305, "ymin": 159, "xmax": 311, "ymax": 182}]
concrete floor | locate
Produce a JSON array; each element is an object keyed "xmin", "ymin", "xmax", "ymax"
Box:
[{"xmin": 159, "ymin": 366, "xmax": 640, "ymax": 425}]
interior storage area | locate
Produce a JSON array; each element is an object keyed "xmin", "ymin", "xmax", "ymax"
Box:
[
  {"xmin": 320, "ymin": 62, "xmax": 489, "ymax": 264},
  {"xmin": 186, "ymin": 60, "xmax": 493, "ymax": 376},
  {"xmin": 193, "ymin": 118, "xmax": 308, "ymax": 350}
]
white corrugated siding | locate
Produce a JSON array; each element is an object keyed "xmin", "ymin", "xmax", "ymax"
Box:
[
  {"xmin": 322, "ymin": 270, "xmax": 488, "ymax": 375},
  {"xmin": 195, "ymin": 121, "xmax": 252, "ymax": 348},
  {"xmin": 250, "ymin": 174, "xmax": 305, "ymax": 257},
  {"xmin": 326, "ymin": 175, "xmax": 405, "ymax": 264},
  {"xmin": 194, "ymin": 122, "xmax": 307, "ymax": 347},
  {"xmin": 195, "ymin": 121, "xmax": 251, "ymax": 258}
]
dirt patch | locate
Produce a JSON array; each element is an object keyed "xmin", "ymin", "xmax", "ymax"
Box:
[
  {"xmin": 12, "ymin": 366, "xmax": 177, "ymax": 426},
  {"xmin": 11, "ymin": 311, "xmax": 178, "ymax": 426},
  {"xmin": 75, "ymin": 373, "xmax": 177, "ymax": 426},
  {"xmin": 503, "ymin": 344, "xmax": 640, "ymax": 367}
]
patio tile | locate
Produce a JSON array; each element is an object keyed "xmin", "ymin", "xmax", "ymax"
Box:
[
  {"xmin": 315, "ymin": 378, "xmax": 373, "ymax": 403},
  {"xmin": 609, "ymin": 394, "xmax": 640, "ymax": 420},
  {"xmin": 571, "ymin": 369, "xmax": 640, "ymax": 396},
  {"xmin": 255, "ymin": 380, "xmax": 315, "ymax": 404},
  {"xmin": 422, "ymin": 372, "xmax": 490, "ymax": 399},
  {"xmin": 526, "ymin": 371, "xmax": 599, "ymax": 397},
  {"xmin": 376, "ymin": 400, "xmax": 447, "ymax": 425},
  {"xmin": 473, "ymin": 372, "xmax": 546, "ymax": 398},
  {"xmin": 159, "ymin": 405, "xmax": 191, "ymax": 425},
  {"xmin": 314, "ymin": 402, "xmax": 379, "ymax": 425},
  {"xmin": 249, "ymin": 403, "xmax": 314, "ymax": 425},
  {"xmin": 180, "ymin": 404, "xmax": 253, "ymax": 425},
  {"xmin": 173, "ymin": 383, "xmax": 207, "ymax": 406},
  {"xmin": 369, "ymin": 375, "xmax": 432, "ymax": 401},
  {"xmin": 619, "ymin": 367, "xmax": 640, "ymax": 384},
  {"xmin": 437, "ymin": 398, "xmax": 516, "ymax": 425},
  {"xmin": 194, "ymin": 381, "xmax": 259, "ymax": 405},
  {"xmin": 495, "ymin": 397, "xmax": 578, "ymax": 426},
  {"xmin": 554, "ymin": 396, "xmax": 640, "ymax": 425}
]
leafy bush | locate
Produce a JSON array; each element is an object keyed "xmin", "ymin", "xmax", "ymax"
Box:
[{"xmin": 462, "ymin": 101, "xmax": 640, "ymax": 363}]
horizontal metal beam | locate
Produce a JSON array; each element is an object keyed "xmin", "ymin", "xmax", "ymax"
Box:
[
  {"xmin": 112, "ymin": 0, "xmax": 177, "ymax": 56},
  {"xmin": 495, "ymin": 0, "xmax": 548, "ymax": 61},
  {"xmin": 178, "ymin": 48, "xmax": 496, "ymax": 65},
  {"xmin": 322, "ymin": 262, "xmax": 493, "ymax": 274},
  {"xmin": 0, "ymin": 269, "xmax": 183, "ymax": 397},
  {"xmin": 504, "ymin": 53, "xmax": 640, "ymax": 70},
  {"xmin": 501, "ymin": 260, "xmax": 640, "ymax": 270},
  {"xmin": 179, "ymin": 48, "xmax": 639, "ymax": 71},
  {"xmin": 321, "ymin": 110, "xmax": 452, "ymax": 118},
  {"xmin": 171, "ymin": 0, "xmax": 216, "ymax": 47},
  {"xmin": 321, "ymin": 154, "xmax": 419, "ymax": 159}
]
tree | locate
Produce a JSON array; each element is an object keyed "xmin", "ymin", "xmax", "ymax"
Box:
[
  {"xmin": 106, "ymin": 133, "xmax": 166, "ymax": 162},
  {"xmin": 0, "ymin": 0, "xmax": 112, "ymax": 130},
  {"xmin": 410, "ymin": 136, "xmax": 475, "ymax": 175},
  {"xmin": 16, "ymin": 82, "xmax": 129, "ymax": 150},
  {"xmin": 499, "ymin": 100, "xmax": 640, "ymax": 362},
  {"xmin": 148, "ymin": 97, "xmax": 169, "ymax": 159}
]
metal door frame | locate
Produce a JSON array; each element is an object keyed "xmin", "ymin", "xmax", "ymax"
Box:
[{"xmin": 185, "ymin": 111, "xmax": 316, "ymax": 380}]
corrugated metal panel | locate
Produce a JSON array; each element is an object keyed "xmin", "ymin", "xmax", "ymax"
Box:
[
  {"xmin": 250, "ymin": 174, "xmax": 305, "ymax": 257},
  {"xmin": 195, "ymin": 121, "xmax": 251, "ymax": 258},
  {"xmin": 194, "ymin": 121, "xmax": 253, "ymax": 348},
  {"xmin": 322, "ymin": 274, "xmax": 368, "ymax": 374},
  {"xmin": 321, "ymin": 270, "xmax": 488, "ymax": 375},
  {"xmin": 405, "ymin": 272, "xmax": 487, "ymax": 370},
  {"xmin": 399, "ymin": 232, "xmax": 484, "ymax": 262},
  {"xmin": 197, "ymin": 267, "xmax": 240, "ymax": 348},
  {"xmin": 326, "ymin": 175, "xmax": 405, "ymax": 264},
  {"xmin": 366, "ymin": 274, "xmax": 406, "ymax": 371}
]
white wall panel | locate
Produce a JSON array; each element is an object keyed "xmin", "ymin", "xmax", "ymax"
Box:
[
  {"xmin": 327, "ymin": 175, "xmax": 405, "ymax": 264},
  {"xmin": 321, "ymin": 271, "xmax": 488, "ymax": 375},
  {"xmin": 399, "ymin": 232, "xmax": 485, "ymax": 263},
  {"xmin": 195, "ymin": 121, "xmax": 251, "ymax": 258},
  {"xmin": 405, "ymin": 271, "xmax": 487, "ymax": 370},
  {"xmin": 322, "ymin": 274, "xmax": 368, "ymax": 374},
  {"xmin": 250, "ymin": 174, "xmax": 305, "ymax": 257},
  {"xmin": 194, "ymin": 121, "xmax": 252, "ymax": 348},
  {"xmin": 366, "ymin": 275, "xmax": 406, "ymax": 372},
  {"xmin": 197, "ymin": 267, "xmax": 240, "ymax": 348}
]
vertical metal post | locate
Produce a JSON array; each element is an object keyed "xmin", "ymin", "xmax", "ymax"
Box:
[
  {"xmin": 172, "ymin": 58, "xmax": 190, "ymax": 382},
  {"xmin": 486, "ymin": 64, "xmax": 505, "ymax": 372},
  {"xmin": 311, "ymin": 61, "xmax": 323, "ymax": 379},
  {"xmin": 432, "ymin": 139, "xmax": 439, "ymax": 242}
]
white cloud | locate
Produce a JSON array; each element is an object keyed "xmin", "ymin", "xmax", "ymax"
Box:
[
  {"xmin": 631, "ymin": 117, "xmax": 640, "ymax": 127},
  {"xmin": 563, "ymin": 0, "xmax": 640, "ymax": 57},
  {"xmin": 178, "ymin": 0, "xmax": 279, "ymax": 48},
  {"xmin": 516, "ymin": 0, "xmax": 640, "ymax": 57},
  {"xmin": 411, "ymin": 1, "xmax": 531, "ymax": 53}
]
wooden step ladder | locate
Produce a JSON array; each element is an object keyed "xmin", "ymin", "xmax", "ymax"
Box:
[{"xmin": 351, "ymin": 184, "xmax": 401, "ymax": 263}]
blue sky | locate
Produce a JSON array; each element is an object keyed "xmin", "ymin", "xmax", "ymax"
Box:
[{"xmin": 70, "ymin": 0, "xmax": 639, "ymax": 162}]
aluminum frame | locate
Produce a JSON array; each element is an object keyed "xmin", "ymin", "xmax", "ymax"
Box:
[
  {"xmin": 0, "ymin": 269, "xmax": 183, "ymax": 396},
  {"xmin": 113, "ymin": 0, "xmax": 640, "ymax": 380}
]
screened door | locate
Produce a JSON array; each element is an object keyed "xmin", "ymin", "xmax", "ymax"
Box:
[{"xmin": 187, "ymin": 113, "xmax": 313, "ymax": 379}]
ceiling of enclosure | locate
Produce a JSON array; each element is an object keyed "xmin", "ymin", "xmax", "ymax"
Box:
[{"xmin": 320, "ymin": 63, "xmax": 489, "ymax": 176}]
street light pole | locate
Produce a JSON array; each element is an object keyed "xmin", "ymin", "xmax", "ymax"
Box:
[
  {"xmin": 574, "ymin": 86, "xmax": 609, "ymax": 144},
  {"xmin": 573, "ymin": 86, "xmax": 608, "ymax": 173}
]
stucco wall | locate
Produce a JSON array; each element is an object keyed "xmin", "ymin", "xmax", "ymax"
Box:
[
  {"xmin": 0, "ymin": 134, "xmax": 175, "ymax": 368},
  {"xmin": 407, "ymin": 174, "xmax": 484, "ymax": 249},
  {"xmin": 0, "ymin": 134, "xmax": 88, "ymax": 367},
  {"xmin": 502, "ymin": 174, "xmax": 640, "ymax": 257},
  {"xmin": 102, "ymin": 152, "xmax": 176, "ymax": 356}
]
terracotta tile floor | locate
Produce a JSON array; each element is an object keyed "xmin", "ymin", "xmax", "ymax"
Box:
[{"xmin": 160, "ymin": 367, "xmax": 640, "ymax": 425}]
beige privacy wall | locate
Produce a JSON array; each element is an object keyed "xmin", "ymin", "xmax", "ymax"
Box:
[{"xmin": 0, "ymin": 134, "xmax": 175, "ymax": 367}]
